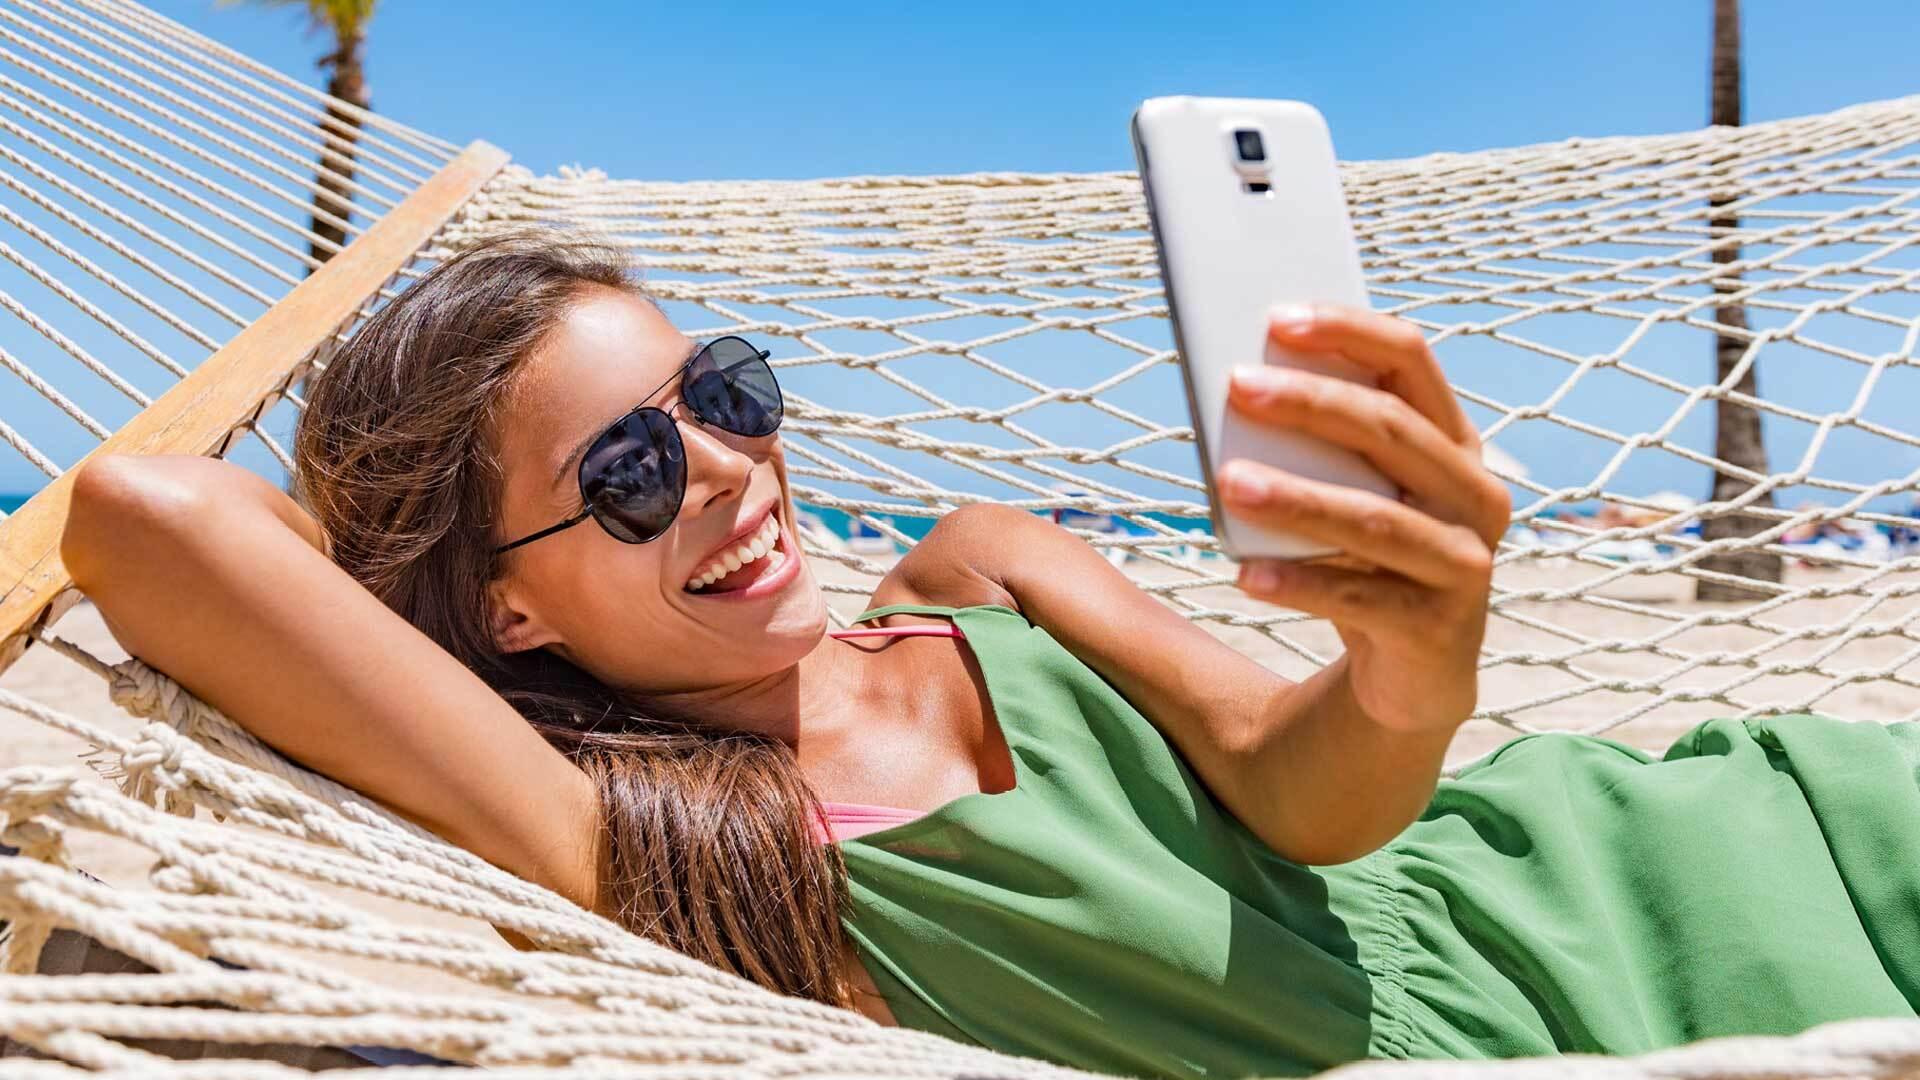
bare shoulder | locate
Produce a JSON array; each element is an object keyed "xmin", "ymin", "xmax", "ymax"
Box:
[{"xmin": 862, "ymin": 504, "xmax": 1033, "ymax": 615}]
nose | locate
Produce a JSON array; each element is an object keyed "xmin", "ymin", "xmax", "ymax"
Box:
[{"xmin": 675, "ymin": 408, "xmax": 757, "ymax": 516}]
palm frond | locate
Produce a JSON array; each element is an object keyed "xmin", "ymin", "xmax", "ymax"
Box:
[{"xmin": 218, "ymin": 0, "xmax": 376, "ymax": 39}]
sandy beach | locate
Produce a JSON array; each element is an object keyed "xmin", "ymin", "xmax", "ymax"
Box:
[{"xmin": 3, "ymin": 551, "xmax": 1916, "ymax": 972}]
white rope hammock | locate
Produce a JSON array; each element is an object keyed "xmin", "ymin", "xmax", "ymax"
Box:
[{"xmin": 1, "ymin": 0, "xmax": 1918, "ymax": 1073}]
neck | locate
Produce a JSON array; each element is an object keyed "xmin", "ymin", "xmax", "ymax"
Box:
[{"xmin": 634, "ymin": 633, "xmax": 875, "ymax": 747}]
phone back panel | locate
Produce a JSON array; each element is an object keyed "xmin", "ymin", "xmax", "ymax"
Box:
[{"xmin": 1133, "ymin": 97, "xmax": 1396, "ymax": 559}]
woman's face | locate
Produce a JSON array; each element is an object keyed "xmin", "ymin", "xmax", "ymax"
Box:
[{"xmin": 487, "ymin": 286, "xmax": 829, "ymax": 694}]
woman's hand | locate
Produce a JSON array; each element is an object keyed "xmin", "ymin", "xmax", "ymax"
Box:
[{"xmin": 1220, "ymin": 303, "xmax": 1509, "ymax": 738}]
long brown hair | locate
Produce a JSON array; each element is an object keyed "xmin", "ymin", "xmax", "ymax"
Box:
[{"xmin": 294, "ymin": 232, "xmax": 851, "ymax": 1006}]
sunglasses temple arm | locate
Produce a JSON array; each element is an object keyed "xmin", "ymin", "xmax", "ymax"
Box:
[{"xmin": 495, "ymin": 507, "xmax": 595, "ymax": 555}]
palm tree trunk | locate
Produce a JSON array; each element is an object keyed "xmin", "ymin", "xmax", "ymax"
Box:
[
  {"xmin": 308, "ymin": 28, "xmax": 367, "ymax": 268},
  {"xmin": 1695, "ymin": 0, "xmax": 1782, "ymax": 602}
]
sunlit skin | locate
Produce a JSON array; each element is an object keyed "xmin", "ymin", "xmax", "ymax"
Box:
[{"xmin": 61, "ymin": 284, "xmax": 1507, "ymax": 1028}]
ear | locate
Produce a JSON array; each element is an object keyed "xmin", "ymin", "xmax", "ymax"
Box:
[{"xmin": 486, "ymin": 576, "xmax": 561, "ymax": 655}]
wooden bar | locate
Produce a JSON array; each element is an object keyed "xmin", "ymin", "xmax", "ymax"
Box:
[{"xmin": 0, "ymin": 141, "xmax": 512, "ymax": 673}]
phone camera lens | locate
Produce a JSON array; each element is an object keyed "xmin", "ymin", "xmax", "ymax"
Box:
[{"xmin": 1233, "ymin": 129, "xmax": 1266, "ymax": 163}]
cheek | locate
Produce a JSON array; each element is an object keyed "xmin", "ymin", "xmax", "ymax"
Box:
[{"xmin": 534, "ymin": 537, "xmax": 676, "ymax": 636}]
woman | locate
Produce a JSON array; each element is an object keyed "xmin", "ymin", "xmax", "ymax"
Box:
[{"xmin": 62, "ymin": 234, "xmax": 1920, "ymax": 1078}]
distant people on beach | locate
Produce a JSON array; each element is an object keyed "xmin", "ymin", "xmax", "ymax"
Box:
[{"xmin": 1504, "ymin": 492, "xmax": 1920, "ymax": 567}]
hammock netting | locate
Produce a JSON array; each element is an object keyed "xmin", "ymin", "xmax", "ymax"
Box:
[{"xmin": 1, "ymin": 0, "xmax": 1918, "ymax": 1074}]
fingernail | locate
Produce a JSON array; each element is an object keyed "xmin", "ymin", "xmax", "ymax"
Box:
[
  {"xmin": 1222, "ymin": 463, "xmax": 1271, "ymax": 505},
  {"xmin": 1270, "ymin": 304, "xmax": 1315, "ymax": 332},
  {"xmin": 1231, "ymin": 365, "xmax": 1290, "ymax": 399},
  {"xmin": 1243, "ymin": 562, "xmax": 1281, "ymax": 592}
]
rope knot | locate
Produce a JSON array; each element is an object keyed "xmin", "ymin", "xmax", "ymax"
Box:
[
  {"xmin": 108, "ymin": 658, "xmax": 199, "ymax": 732},
  {"xmin": 0, "ymin": 767, "xmax": 78, "ymax": 867},
  {"xmin": 123, "ymin": 723, "xmax": 189, "ymax": 774},
  {"xmin": 0, "ymin": 767, "xmax": 77, "ymax": 822},
  {"xmin": 118, "ymin": 723, "xmax": 200, "ymax": 817}
]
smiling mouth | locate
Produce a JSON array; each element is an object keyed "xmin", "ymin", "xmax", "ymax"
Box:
[{"xmin": 684, "ymin": 514, "xmax": 785, "ymax": 593}]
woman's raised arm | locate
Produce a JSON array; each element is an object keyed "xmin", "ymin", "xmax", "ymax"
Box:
[
  {"xmin": 904, "ymin": 305, "xmax": 1505, "ymax": 866},
  {"xmin": 61, "ymin": 454, "xmax": 602, "ymax": 912}
]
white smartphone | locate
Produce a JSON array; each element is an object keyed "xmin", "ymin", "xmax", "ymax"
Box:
[{"xmin": 1132, "ymin": 96, "xmax": 1398, "ymax": 560}]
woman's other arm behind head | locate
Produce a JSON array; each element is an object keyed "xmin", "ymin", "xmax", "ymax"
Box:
[{"xmin": 62, "ymin": 454, "xmax": 605, "ymax": 924}]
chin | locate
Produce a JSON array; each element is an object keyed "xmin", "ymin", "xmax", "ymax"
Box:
[{"xmin": 759, "ymin": 561, "xmax": 830, "ymax": 651}]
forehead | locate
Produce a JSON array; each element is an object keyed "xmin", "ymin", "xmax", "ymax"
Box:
[
  {"xmin": 527, "ymin": 286, "xmax": 688, "ymax": 402},
  {"xmin": 499, "ymin": 287, "xmax": 691, "ymax": 475}
]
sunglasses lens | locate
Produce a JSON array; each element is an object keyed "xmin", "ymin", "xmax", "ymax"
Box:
[
  {"xmin": 686, "ymin": 337, "xmax": 782, "ymax": 437},
  {"xmin": 566, "ymin": 340, "xmax": 776, "ymax": 548},
  {"xmin": 579, "ymin": 408, "xmax": 685, "ymax": 543}
]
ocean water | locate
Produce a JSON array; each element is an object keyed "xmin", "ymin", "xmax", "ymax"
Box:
[{"xmin": 0, "ymin": 493, "xmax": 23, "ymax": 516}]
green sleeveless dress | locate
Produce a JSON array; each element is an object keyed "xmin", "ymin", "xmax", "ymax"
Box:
[{"xmin": 838, "ymin": 603, "xmax": 1920, "ymax": 1078}]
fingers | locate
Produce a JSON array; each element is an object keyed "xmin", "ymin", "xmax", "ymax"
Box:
[
  {"xmin": 1268, "ymin": 304, "xmax": 1476, "ymax": 448},
  {"xmin": 1219, "ymin": 460, "xmax": 1493, "ymax": 589},
  {"xmin": 1226, "ymin": 366, "xmax": 1507, "ymax": 543},
  {"xmin": 1237, "ymin": 558, "xmax": 1433, "ymax": 635}
]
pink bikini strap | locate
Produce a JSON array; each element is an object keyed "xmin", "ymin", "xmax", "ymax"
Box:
[
  {"xmin": 814, "ymin": 609, "xmax": 965, "ymax": 844},
  {"xmin": 828, "ymin": 624, "xmax": 965, "ymax": 640}
]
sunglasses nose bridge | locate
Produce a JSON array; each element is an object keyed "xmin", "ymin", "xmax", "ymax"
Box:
[
  {"xmin": 675, "ymin": 408, "xmax": 758, "ymax": 513},
  {"xmin": 664, "ymin": 399, "xmax": 704, "ymax": 429}
]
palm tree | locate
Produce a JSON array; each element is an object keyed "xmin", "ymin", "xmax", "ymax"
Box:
[
  {"xmin": 1696, "ymin": 0, "xmax": 1782, "ymax": 602},
  {"xmin": 228, "ymin": 0, "xmax": 377, "ymax": 269}
]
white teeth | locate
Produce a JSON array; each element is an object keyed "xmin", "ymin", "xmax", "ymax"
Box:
[{"xmin": 684, "ymin": 515, "xmax": 785, "ymax": 592}]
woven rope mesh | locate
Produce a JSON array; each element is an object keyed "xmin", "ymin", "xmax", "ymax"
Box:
[{"xmin": 3, "ymin": 0, "xmax": 1920, "ymax": 1073}]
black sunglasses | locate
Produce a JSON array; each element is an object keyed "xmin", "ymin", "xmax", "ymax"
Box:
[{"xmin": 495, "ymin": 336, "xmax": 782, "ymax": 554}]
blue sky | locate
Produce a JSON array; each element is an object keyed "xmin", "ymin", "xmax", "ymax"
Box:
[
  {"xmin": 158, "ymin": 1, "xmax": 1920, "ymax": 179},
  {"xmin": 3, "ymin": 1, "xmax": 1919, "ymax": 504}
]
